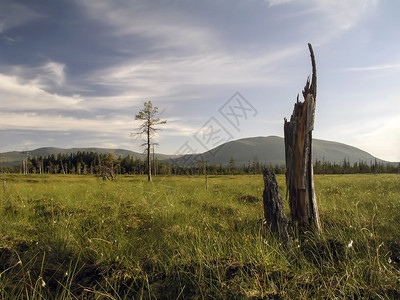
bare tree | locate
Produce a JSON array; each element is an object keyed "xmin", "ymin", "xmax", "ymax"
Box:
[
  {"xmin": 133, "ymin": 101, "xmax": 166, "ymax": 182},
  {"xmin": 197, "ymin": 157, "xmax": 208, "ymax": 189},
  {"xmin": 97, "ymin": 153, "xmax": 115, "ymax": 181}
]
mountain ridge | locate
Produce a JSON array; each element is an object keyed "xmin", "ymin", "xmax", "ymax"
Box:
[
  {"xmin": 0, "ymin": 147, "xmax": 179, "ymax": 167},
  {"xmin": 0, "ymin": 136, "xmax": 397, "ymax": 167},
  {"xmin": 168, "ymin": 136, "xmax": 396, "ymax": 166}
]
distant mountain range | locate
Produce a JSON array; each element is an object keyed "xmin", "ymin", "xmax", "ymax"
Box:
[
  {"xmin": 0, "ymin": 136, "xmax": 396, "ymax": 168},
  {"xmin": 0, "ymin": 147, "xmax": 178, "ymax": 167},
  {"xmin": 170, "ymin": 136, "xmax": 394, "ymax": 167}
]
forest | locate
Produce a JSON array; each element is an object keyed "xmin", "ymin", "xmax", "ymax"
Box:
[{"xmin": 2, "ymin": 151, "xmax": 399, "ymax": 175}]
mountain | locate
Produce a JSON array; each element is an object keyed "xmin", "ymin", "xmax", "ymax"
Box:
[
  {"xmin": 168, "ymin": 136, "xmax": 394, "ymax": 167},
  {"xmin": 0, "ymin": 136, "xmax": 395, "ymax": 168},
  {"xmin": 0, "ymin": 147, "xmax": 179, "ymax": 167}
]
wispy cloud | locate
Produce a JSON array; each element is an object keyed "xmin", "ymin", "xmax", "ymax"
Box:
[
  {"xmin": 348, "ymin": 63, "xmax": 400, "ymax": 72},
  {"xmin": 78, "ymin": 0, "xmax": 220, "ymax": 54},
  {"xmin": 282, "ymin": 0, "xmax": 379, "ymax": 45},
  {"xmin": 315, "ymin": 0, "xmax": 378, "ymax": 31},
  {"xmin": 0, "ymin": 71, "xmax": 81, "ymax": 112},
  {"xmin": 35, "ymin": 62, "xmax": 66, "ymax": 87},
  {"xmin": 88, "ymin": 46, "xmax": 303, "ymax": 102},
  {"xmin": 76, "ymin": 0, "xmax": 379, "ymax": 101},
  {"xmin": 265, "ymin": 0, "xmax": 292, "ymax": 7},
  {"xmin": 0, "ymin": 111, "xmax": 131, "ymax": 132},
  {"xmin": 2, "ymin": 35, "xmax": 22, "ymax": 45},
  {"xmin": 0, "ymin": 1, "xmax": 43, "ymax": 33},
  {"xmin": 5, "ymin": 61, "xmax": 67, "ymax": 90}
]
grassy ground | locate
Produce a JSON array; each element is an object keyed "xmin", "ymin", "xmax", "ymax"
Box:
[{"xmin": 0, "ymin": 174, "xmax": 399, "ymax": 299}]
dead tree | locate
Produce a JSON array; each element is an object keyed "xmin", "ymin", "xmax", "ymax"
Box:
[
  {"xmin": 284, "ymin": 43, "xmax": 321, "ymax": 232},
  {"xmin": 98, "ymin": 165, "xmax": 115, "ymax": 181},
  {"xmin": 97, "ymin": 154, "xmax": 115, "ymax": 181},
  {"xmin": 197, "ymin": 157, "xmax": 208, "ymax": 189},
  {"xmin": 262, "ymin": 168, "xmax": 291, "ymax": 247}
]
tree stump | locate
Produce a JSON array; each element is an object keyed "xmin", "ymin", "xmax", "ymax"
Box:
[
  {"xmin": 262, "ymin": 168, "xmax": 291, "ymax": 246},
  {"xmin": 284, "ymin": 43, "xmax": 321, "ymax": 232}
]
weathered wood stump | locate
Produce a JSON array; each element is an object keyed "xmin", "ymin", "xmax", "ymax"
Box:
[
  {"xmin": 262, "ymin": 168, "xmax": 291, "ymax": 246},
  {"xmin": 284, "ymin": 43, "xmax": 321, "ymax": 232}
]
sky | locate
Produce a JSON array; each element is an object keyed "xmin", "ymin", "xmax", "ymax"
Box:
[{"xmin": 0, "ymin": 0, "xmax": 399, "ymax": 162}]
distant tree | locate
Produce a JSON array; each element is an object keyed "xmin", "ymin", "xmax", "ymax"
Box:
[
  {"xmin": 197, "ymin": 157, "xmax": 208, "ymax": 189},
  {"xmin": 133, "ymin": 101, "xmax": 166, "ymax": 182},
  {"xmin": 97, "ymin": 153, "xmax": 115, "ymax": 180},
  {"xmin": 229, "ymin": 157, "xmax": 236, "ymax": 174}
]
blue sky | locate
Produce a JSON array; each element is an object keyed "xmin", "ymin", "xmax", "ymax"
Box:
[{"xmin": 0, "ymin": 0, "xmax": 399, "ymax": 161}]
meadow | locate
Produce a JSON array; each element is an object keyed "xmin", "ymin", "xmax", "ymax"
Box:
[{"xmin": 0, "ymin": 173, "xmax": 399, "ymax": 299}]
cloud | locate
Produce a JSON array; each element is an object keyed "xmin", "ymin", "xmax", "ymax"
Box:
[
  {"xmin": 345, "ymin": 62, "xmax": 400, "ymax": 81},
  {"xmin": 0, "ymin": 1, "xmax": 43, "ymax": 33},
  {"xmin": 2, "ymin": 35, "xmax": 22, "ymax": 45},
  {"xmin": 0, "ymin": 111, "xmax": 131, "ymax": 132},
  {"xmin": 88, "ymin": 45, "xmax": 303, "ymax": 103},
  {"xmin": 282, "ymin": 0, "xmax": 379, "ymax": 45},
  {"xmin": 77, "ymin": 0, "xmax": 220, "ymax": 54},
  {"xmin": 348, "ymin": 63, "xmax": 400, "ymax": 72},
  {"xmin": 265, "ymin": 0, "xmax": 292, "ymax": 7},
  {"xmin": 354, "ymin": 115, "xmax": 400, "ymax": 162},
  {"xmin": 0, "ymin": 74, "xmax": 80, "ymax": 111},
  {"xmin": 7, "ymin": 61, "xmax": 67, "ymax": 90},
  {"xmin": 0, "ymin": 129, "xmax": 136, "ymax": 152},
  {"xmin": 0, "ymin": 111, "xmax": 186, "ymax": 151},
  {"xmin": 35, "ymin": 62, "xmax": 66, "ymax": 87},
  {"xmin": 76, "ymin": 0, "xmax": 379, "ymax": 101},
  {"xmin": 149, "ymin": 118, "xmax": 199, "ymax": 137},
  {"xmin": 0, "ymin": 65, "xmax": 195, "ymax": 137},
  {"xmin": 1, "ymin": 0, "xmax": 395, "ymax": 162},
  {"xmin": 315, "ymin": 88, "xmax": 400, "ymax": 162},
  {"xmin": 315, "ymin": 0, "xmax": 378, "ymax": 31}
]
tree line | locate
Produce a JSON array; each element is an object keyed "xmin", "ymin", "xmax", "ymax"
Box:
[
  {"xmin": 313, "ymin": 158, "xmax": 399, "ymax": 174},
  {"xmin": 1, "ymin": 152, "xmax": 398, "ymax": 175}
]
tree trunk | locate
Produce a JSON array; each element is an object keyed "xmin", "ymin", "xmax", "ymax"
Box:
[
  {"xmin": 147, "ymin": 125, "xmax": 152, "ymax": 182},
  {"xmin": 205, "ymin": 162, "xmax": 208, "ymax": 190},
  {"xmin": 60, "ymin": 158, "xmax": 66, "ymax": 174},
  {"xmin": 262, "ymin": 169, "xmax": 291, "ymax": 246},
  {"xmin": 284, "ymin": 43, "xmax": 321, "ymax": 232}
]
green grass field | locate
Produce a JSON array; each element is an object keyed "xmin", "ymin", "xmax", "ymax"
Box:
[{"xmin": 0, "ymin": 174, "xmax": 399, "ymax": 299}]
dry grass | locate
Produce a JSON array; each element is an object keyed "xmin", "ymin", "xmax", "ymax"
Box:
[{"xmin": 0, "ymin": 174, "xmax": 399, "ymax": 298}]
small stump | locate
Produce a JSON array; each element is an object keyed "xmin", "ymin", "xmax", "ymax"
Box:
[{"xmin": 263, "ymin": 169, "xmax": 291, "ymax": 247}]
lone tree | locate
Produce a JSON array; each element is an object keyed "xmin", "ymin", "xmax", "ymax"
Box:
[
  {"xmin": 134, "ymin": 101, "xmax": 166, "ymax": 182},
  {"xmin": 284, "ymin": 43, "xmax": 321, "ymax": 232}
]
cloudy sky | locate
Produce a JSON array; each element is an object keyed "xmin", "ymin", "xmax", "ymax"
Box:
[{"xmin": 0, "ymin": 0, "xmax": 399, "ymax": 161}]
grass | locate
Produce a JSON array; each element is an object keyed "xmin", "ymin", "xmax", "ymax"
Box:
[{"xmin": 0, "ymin": 173, "xmax": 399, "ymax": 299}]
